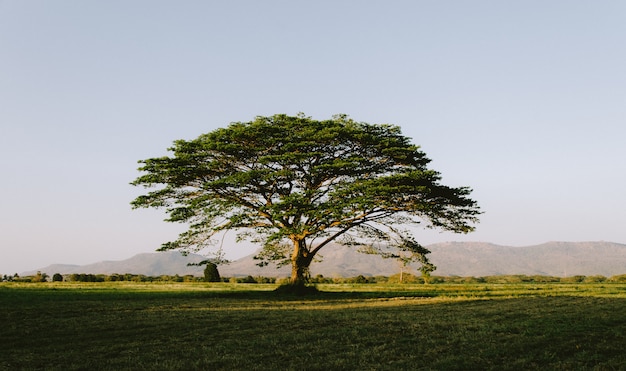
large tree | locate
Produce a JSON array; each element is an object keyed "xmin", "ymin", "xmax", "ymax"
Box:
[{"xmin": 131, "ymin": 114, "xmax": 480, "ymax": 287}]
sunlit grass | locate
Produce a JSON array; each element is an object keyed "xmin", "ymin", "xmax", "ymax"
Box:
[{"xmin": 1, "ymin": 281, "xmax": 625, "ymax": 370}]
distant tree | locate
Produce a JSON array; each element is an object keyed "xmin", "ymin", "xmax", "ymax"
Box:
[
  {"xmin": 32, "ymin": 271, "xmax": 48, "ymax": 283},
  {"xmin": 131, "ymin": 114, "xmax": 480, "ymax": 290},
  {"xmin": 584, "ymin": 275, "xmax": 607, "ymax": 283},
  {"xmin": 130, "ymin": 275, "xmax": 148, "ymax": 282},
  {"xmin": 562, "ymin": 275, "xmax": 586, "ymax": 283},
  {"xmin": 52, "ymin": 273, "xmax": 63, "ymax": 282},
  {"xmin": 608, "ymin": 274, "xmax": 626, "ymax": 283},
  {"xmin": 240, "ymin": 275, "xmax": 257, "ymax": 283},
  {"xmin": 203, "ymin": 262, "xmax": 221, "ymax": 282},
  {"xmin": 182, "ymin": 275, "xmax": 197, "ymax": 282},
  {"xmin": 352, "ymin": 275, "xmax": 370, "ymax": 284}
]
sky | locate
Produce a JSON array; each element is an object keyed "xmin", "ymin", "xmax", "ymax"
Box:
[{"xmin": 1, "ymin": 1, "xmax": 625, "ymax": 274}]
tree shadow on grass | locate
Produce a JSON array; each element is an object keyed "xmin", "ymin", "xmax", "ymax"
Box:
[{"xmin": 190, "ymin": 286, "xmax": 441, "ymax": 301}]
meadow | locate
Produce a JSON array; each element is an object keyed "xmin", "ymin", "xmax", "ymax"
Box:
[{"xmin": 1, "ymin": 281, "xmax": 625, "ymax": 370}]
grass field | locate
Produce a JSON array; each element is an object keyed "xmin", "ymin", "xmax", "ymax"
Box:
[{"xmin": 1, "ymin": 282, "xmax": 625, "ymax": 370}]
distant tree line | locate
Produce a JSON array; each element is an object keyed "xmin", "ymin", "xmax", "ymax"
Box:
[
  {"xmin": 3, "ymin": 272, "xmax": 626, "ymax": 284},
  {"xmin": 306, "ymin": 273, "xmax": 626, "ymax": 284}
]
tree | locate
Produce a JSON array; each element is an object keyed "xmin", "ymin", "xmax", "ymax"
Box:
[
  {"xmin": 204, "ymin": 262, "xmax": 221, "ymax": 282},
  {"xmin": 52, "ymin": 273, "xmax": 64, "ymax": 282},
  {"xmin": 32, "ymin": 271, "xmax": 48, "ymax": 283},
  {"xmin": 131, "ymin": 114, "xmax": 480, "ymax": 289}
]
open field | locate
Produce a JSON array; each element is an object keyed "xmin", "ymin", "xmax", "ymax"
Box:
[{"xmin": 1, "ymin": 282, "xmax": 625, "ymax": 370}]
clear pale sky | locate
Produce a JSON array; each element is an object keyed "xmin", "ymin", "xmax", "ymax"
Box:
[{"xmin": 1, "ymin": 1, "xmax": 625, "ymax": 274}]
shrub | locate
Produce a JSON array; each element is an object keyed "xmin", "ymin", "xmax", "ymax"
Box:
[
  {"xmin": 349, "ymin": 275, "xmax": 368, "ymax": 284},
  {"xmin": 529, "ymin": 275, "xmax": 560, "ymax": 283},
  {"xmin": 310, "ymin": 274, "xmax": 333, "ymax": 284},
  {"xmin": 31, "ymin": 271, "xmax": 48, "ymax": 283},
  {"xmin": 583, "ymin": 275, "xmax": 607, "ymax": 283},
  {"xmin": 240, "ymin": 275, "xmax": 257, "ymax": 283},
  {"xmin": 443, "ymin": 276, "xmax": 484, "ymax": 284},
  {"xmin": 387, "ymin": 273, "xmax": 425, "ymax": 284},
  {"xmin": 608, "ymin": 274, "xmax": 626, "ymax": 283},
  {"xmin": 484, "ymin": 275, "xmax": 523, "ymax": 284},
  {"xmin": 203, "ymin": 263, "xmax": 221, "ymax": 282},
  {"xmin": 561, "ymin": 275, "xmax": 586, "ymax": 283},
  {"xmin": 254, "ymin": 276, "xmax": 276, "ymax": 284}
]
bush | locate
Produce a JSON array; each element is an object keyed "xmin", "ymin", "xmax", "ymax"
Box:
[
  {"xmin": 561, "ymin": 275, "xmax": 586, "ymax": 283},
  {"xmin": 583, "ymin": 275, "xmax": 607, "ymax": 283},
  {"xmin": 310, "ymin": 274, "xmax": 333, "ymax": 284},
  {"xmin": 373, "ymin": 275, "xmax": 389, "ymax": 283},
  {"xmin": 254, "ymin": 276, "xmax": 276, "ymax": 284},
  {"xmin": 529, "ymin": 275, "xmax": 560, "ymax": 283},
  {"xmin": 31, "ymin": 271, "xmax": 48, "ymax": 283},
  {"xmin": 351, "ymin": 275, "xmax": 370, "ymax": 284},
  {"xmin": 105, "ymin": 274, "xmax": 121, "ymax": 282},
  {"xmin": 240, "ymin": 275, "xmax": 257, "ymax": 283},
  {"xmin": 387, "ymin": 273, "xmax": 425, "ymax": 284},
  {"xmin": 608, "ymin": 274, "xmax": 626, "ymax": 283},
  {"xmin": 484, "ymin": 275, "xmax": 523, "ymax": 284},
  {"xmin": 443, "ymin": 276, "xmax": 484, "ymax": 284},
  {"xmin": 203, "ymin": 263, "xmax": 221, "ymax": 282}
]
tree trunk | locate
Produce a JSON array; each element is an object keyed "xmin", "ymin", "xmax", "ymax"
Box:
[
  {"xmin": 289, "ymin": 238, "xmax": 312, "ymax": 286},
  {"xmin": 274, "ymin": 238, "xmax": 319, "ymax": 295}
]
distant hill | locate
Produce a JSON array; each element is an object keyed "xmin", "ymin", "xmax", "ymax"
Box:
[
  {"xmin": 25, "ymin": 241, "xmax": 626, "ymax": 278},
  {"xmin": 218, "ymin": 241, "xmax": 626, "ymax": 277},
  {"xmin": 29, "ymin": 252, "xmax": 207, "ymax": 277},
  {"xmin": 427, "ymin": 241, "xmax": 626, "ymax": 277}
]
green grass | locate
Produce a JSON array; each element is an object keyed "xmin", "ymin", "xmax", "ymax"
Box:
[{"xmin": 1, "ymin": 282, "xmax": 625, "ymax": 370}]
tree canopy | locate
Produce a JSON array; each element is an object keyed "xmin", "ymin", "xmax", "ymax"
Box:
[{"xmin": 131, "ymin": 114, "xmax": 480, "ymax": 287}]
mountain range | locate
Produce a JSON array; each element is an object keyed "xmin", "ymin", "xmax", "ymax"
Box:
[{"xmin": 25, "ymin": 241, "xmax": 626, "ymax": 278}]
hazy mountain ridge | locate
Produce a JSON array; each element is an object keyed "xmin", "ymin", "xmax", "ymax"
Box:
[
  {"xmin": 428, "ymin": 241, "xmax": 626, "ymax": 276},
  {"xmin": 24, "ymin": 241, "xmax": 626, "ymax": 278},
  {"xmin": 27, "ymin": 252, "xmax": 207, "ymax": 277}
]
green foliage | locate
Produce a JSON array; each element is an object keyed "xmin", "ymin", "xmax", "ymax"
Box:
[
  {"xmin": 52, "ymin": 273, "xmax": 63, "ymax": 282},
  {"xmin": 608, "ymin": 274, "xmax": 626, "ymax": 283},
  {"xmin": 239, "ymin": 275, "xmax": 257, "ymax": 284},
  {"xmin": 203, "ymin": 263, "xmax": 221, "ymax": 282},
  {"xmin": 68, "ymin": 274, "xmax": 104, "ymax": 282},
  {"xmin": 583, "ymin": 275, "xmax": 607, "ymax": 283},
  {"xmin": 561, "ymin": 275, "xmax": 586, "ymax": 283},
  {"xmin": 32, "ymin": 271, "xmax": 48, "ymax": 283},
  {"xmin": 351, "ymin": 275, "xmax": 371, "ymax": 284},
  {"xmin": 131, "ymin": 114, "xmax": 480, "ymax": 284},
  {"xmin": 387, "ymin": 273, "xmax": 425, "ymax": 284}
]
